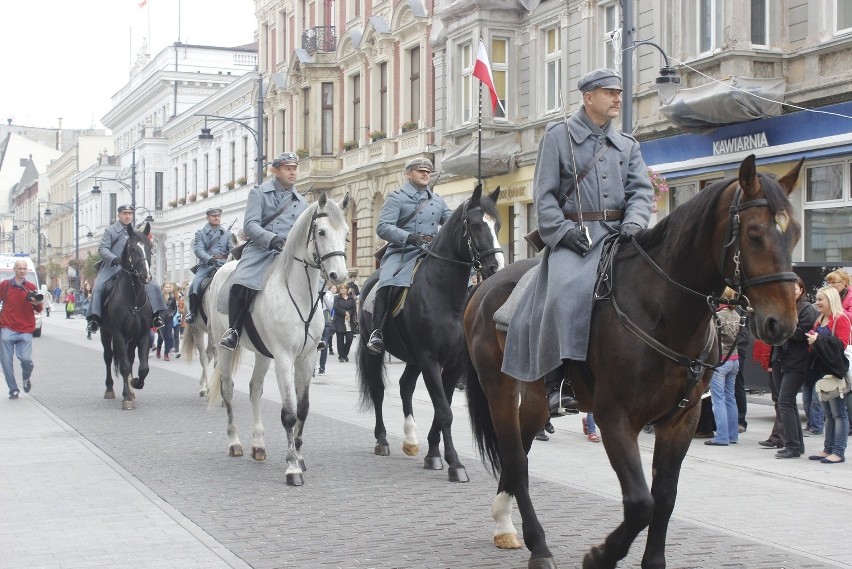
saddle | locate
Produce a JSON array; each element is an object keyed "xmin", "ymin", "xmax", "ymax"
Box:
[{"xmin": 362, "ymin": 259, "xmax": 424, "ymax": 319}]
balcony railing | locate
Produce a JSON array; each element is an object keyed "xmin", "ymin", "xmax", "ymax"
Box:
[{"xmin": 302, "ymin": 26, "xmax": 337, "ymax": 54}]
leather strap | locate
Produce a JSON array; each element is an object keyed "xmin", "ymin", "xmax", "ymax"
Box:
[
  {"xmin": 557, "ymin": 135, "xmax": 612, "ymax": 207},
  {"xmin": 565, "ymin": 209, "xmax": 624, "ymax": 222}
]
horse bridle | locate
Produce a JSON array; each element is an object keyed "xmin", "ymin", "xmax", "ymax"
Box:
[
  {"xmin": 424, "ymin": 201, "xmax": 503, "ymax": 272},
  {"xmin": 120, "ymin": 240, "xmax": 152, "ymax": 314}
]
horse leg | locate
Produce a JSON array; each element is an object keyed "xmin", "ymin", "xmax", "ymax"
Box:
[
  {"xmin": 274, "ymin": 356, "xmax": 303, "ymax": 486},
  {"xmin": 115, "ymin": 337, "xmax": 135, "ymax": 411},
  {"xmin": 130, "ymin": 334, "xmax": 149, "ymax": 391},
  {"xmin": 197, "ymin": 328, "xmax": 212, "ymax": 397},
  {"xmin": 292, "ymin": 354, "xmax": 315, "ymax": 473},
  {"xmin": 492, "ymin": 474, "xmax": 521, "ymax": 549},
  {"xmin": 420, "ymin": 361, "xmax": 469, "ymax": 481},
  {"xmin": 398, "ymin": 363, "xmax": 421, "ymax": 456},
  {"xmin": 101, "ymin": 332, "xmax": 115, "ymax": 399},
  {"xmin": 218, "ymin": 351, "xmax": 243, "ymax": 457},
  {"xmin": 248, "ymin": 356, "xmax": 272, "ymax": 461},
  {"xmin": 583, "ymin": 412, "xmax": 654, "ymax": 569},
  {"xmin": 360, "ymin": 346, "xmax": 390, "ymax": 456},
  {"xmin": 641, "ymin": 404, "xmax": 701, "ymax": 569}
]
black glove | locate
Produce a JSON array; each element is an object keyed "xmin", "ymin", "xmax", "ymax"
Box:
[
  {"xmin": 207, "ymin": 257, "xmax": 218, "ymax": 267},
  {"xmin": 406, "ymin": 233, "xmax": 422, "ymax": 245},
  {"xmin": 559, "ymin": 227, "xmax": 591, "ymax": 257},
  {"xmin": 111, "ymin": 257, "xmax": 121, "ymax": 267},
  {"xmin": 270, "ymin": 236, "xmax": 285, "ymax": 251},
  {"xmin": 618, "ymin": 222, "xmax": 642, "ymax": 242}
]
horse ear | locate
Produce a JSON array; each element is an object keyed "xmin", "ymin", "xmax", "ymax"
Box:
[
  {"xmin": 488, "ymin": 186, "xmax": 501, "ymax": 203},
  {"xmin": 738, "ymin": 154, "xmax": 759, "ymax": 198},
  {"xmin": 142, "ymin": 222, "xmax": 151, "ymax": 236},
  {"xmin": 471, "ymin": 183, "xmax": 482, "ymax": 206},
  {"xmin": 319, "ymin": 191, "xmax": 328, "ymax": 208},
  {"xmin": 340, "ymin": 192, "xmax": 350, "ymax": 211},
  {"xmin": 777, "ymin": 157, "xmax": 804, "ymax": 196}
]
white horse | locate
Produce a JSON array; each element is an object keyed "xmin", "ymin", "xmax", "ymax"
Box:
[{"xmin": 206, "ymin": 192, "xmax": 350, "ymax": 485}]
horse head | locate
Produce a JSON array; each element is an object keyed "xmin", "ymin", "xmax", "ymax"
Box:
[
  {"xmin": 123, "ymin": 222, "xmax": 153, "ymax": 284},
  {"xmin": 308, "ymin": 191, "xmax": 350, "ymax": 285},
  {"xmin": 721, "ymin": 154, "xmax": 803, "ymax": 344},
  {"xmin": 464, "ymin": 184, "xmax": 505, "ymax": 278}
]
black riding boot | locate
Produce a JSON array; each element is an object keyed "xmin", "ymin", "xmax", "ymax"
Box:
[
  {"xmin": 220, "ymin": 286, "xmax": 255, "ymax": 350},
  {"xmin": 544, "ymin": 363, "xmax": 579, "ymax": 417},
  {"xmin": 86, "ymin": 315, "xmax": 100, "ymax": 333},
  {"xmin": 366, "ymin": 287, "xmax": 390, "ymax": 354},
  {"xmin": 185, "ymin": 294, "xmax": 198, "ymax": 325}
]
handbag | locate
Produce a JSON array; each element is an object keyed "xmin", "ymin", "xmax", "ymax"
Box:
[{"xmin": 66, "ymin": 301, "xmax": 75, "ymax": 313}]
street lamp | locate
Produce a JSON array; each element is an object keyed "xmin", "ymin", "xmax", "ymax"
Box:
[
  {"xmin": 135, "ymin": 206, "xmax": 155, "ymax": 224},
  {"xmin": 91, "ymin": 147, "xmax": 137, "ymax": 212},
  {"xmin": 12, "ymin": 218, "xmax": 46, "ymax": 266},
  {"xmin": 195, "ymin": 71, "xmax": 266, "ymax": 184}
]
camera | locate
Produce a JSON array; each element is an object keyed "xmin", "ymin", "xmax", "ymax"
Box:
[{"xmin": 26, "ymin": 291, "xmax": 44, "ymax": 304}]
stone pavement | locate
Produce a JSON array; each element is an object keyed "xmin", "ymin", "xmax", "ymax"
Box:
[{"xmin": 1, "ymin": 314, "xmax": 850, "ymax": 568}]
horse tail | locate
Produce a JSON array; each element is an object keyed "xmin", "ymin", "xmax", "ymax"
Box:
[
  {"xmin": 356, "ymin": 339, "xmax": 387, "ymax": 412},
  {"xmin": 463, "ymin": 339, "xmax": 502, "ymax": 477},
  {"xmin": 181, "ymin": 324, "xmax": 196, "ymax": 362}
]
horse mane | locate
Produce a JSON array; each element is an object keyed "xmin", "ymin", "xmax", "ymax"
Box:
[{"xmin": 279, "ymin": 197, "xmax": 347, "ymax": 276}]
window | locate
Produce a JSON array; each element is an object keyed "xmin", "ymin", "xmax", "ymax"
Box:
[
  {"xmin": 544, "ymin": 27, "xmax": 562, "ymax": 112},
  {"xmin": 461, "ymin": 43, "xmax": 473, "ymax": 124},
  {"xmin": 242, "ymin": 136, "xmax": 249, "ymax": 179},
  {"xmin": 491, "ymin": 37, "xmax": 508, "ymax": 119},
  {"xmin": 215, "ymin": 148, "xmax": 221, "ymax": 186},
  {"xmin": 154, "ymin": 172, "xmax": 163, "ymax": 210},
  {"xmin": 182, "ymin": 164, "xmax": 188, "ymax": 199},
  {"xmin": 698, "ymin": 0, "xmax": 723, "ymax": 53},
  {"xmin": 804, "ymin": 162, "xmax": 852, "ymax": 262},
  {"xmin": 109, "ymin": 193, "xmax": 117, "ymax": 224},
  {"xmin": 278, "ymin": 109, "xmax": 287, "ymax": 154},
  {"xmin": 409, "ymin": 47, "xmax": 421, "ymax": 124},
  {"xmin": 192, "ymin": 159, "xmax": 198, "ymax": 195},
  {"xmin": 839, "ymin": 0, "xmax": 852, "ymax": 34},
  {"xmin": 668, "ymin": 182, "xmax": 699, "ymax": 211},
  {"xmin": 751, "ymin": 0, "xmax": 769, "ymax": 46},
  {"xmin": 302, "ymin": 87, "xmax": 310, "ymax": 150},
  {"xmin": 321, "ymin": 82, "xmax": 334, "ymax": 155},
  {"xmin": 229, "ymin": 141, "xmax": 236, "ymax": 183},
  {"xmin": 377, "ymin": 62, "xmax": 387, "ymax": 134},
  {"xmin": 203, "ymin": 154, "xmax": 209, "ymax": 191},
  {"xmin": 602, "ymin": 3, "xmax": 620, "ymax": 69},
  {"xmin": 351, "ymin": 73, "xmax": 361, "ymax": 143}
]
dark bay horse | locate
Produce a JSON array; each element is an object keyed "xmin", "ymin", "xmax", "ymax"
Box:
[
  {"xmin": 463, "ymin": 155, "xmax": 803, "ymax": 568},
  {"xmin": 357, "ymin": 185, "xmax": 503, "ymax": 482},
  {"xmin": 100, "ymin": 223, "xmax": 154, "ymax": 410}
]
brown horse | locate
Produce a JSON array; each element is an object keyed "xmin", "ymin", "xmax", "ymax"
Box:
[{"xmin": 462, "ymin": 155, "xmax": 803, "ymax": 569}]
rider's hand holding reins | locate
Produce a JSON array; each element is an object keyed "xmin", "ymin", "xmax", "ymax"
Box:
[
  {"xmin": 618, "ymin": 222, "xmax": 642, "ymax": 242},
  {"xmin": 111, "ymin": 257, "xmax": 121, "ymax": 267},
  {"xmin": 406, "ymin": 233, "xmax": 424, "ymax": 246},
  {"xmin": 270, "ymin": 236, "xmax": 285, "ymax": 252},
  {"xmin": 560, "ymin": 226, "xmax": 591, "ymax": 257}
]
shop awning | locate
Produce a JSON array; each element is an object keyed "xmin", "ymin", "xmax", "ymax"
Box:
[{"xmin": 440, "ymin": 133, "xmax": 521, "ymax": 179}]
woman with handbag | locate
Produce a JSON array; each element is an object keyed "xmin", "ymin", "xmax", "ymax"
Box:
[
  {"xmin": 806, "ymin": 285, "xmax": 852, "ymax": 464},
  {"xmin": 332, "ymin": 284, "xmax": 356, "ymax": 362},
  {"xmin": 64, "ymin": 289, "xmax": 75, "ymax": 320}
]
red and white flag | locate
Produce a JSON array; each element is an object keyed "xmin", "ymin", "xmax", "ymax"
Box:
[
  {"xmin": 472, "ymin": 39, "xmax": 505, "ymax": 115},
  {"xmin": 138, "ymin": 0, "xmax": 147, "ymax": 7}
]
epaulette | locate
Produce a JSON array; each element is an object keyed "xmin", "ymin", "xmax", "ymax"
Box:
[
  {"xmin": 544, "ymin": 120, "xmax": 564, "ymax": 133},
  {"xmin": 620, "ymin": 131, "xmax": 638, "ymax": 143}
]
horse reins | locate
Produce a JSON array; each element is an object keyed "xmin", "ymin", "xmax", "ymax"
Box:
[
  {"xmin": 421, "ymin": 202, "xmax": 503, "ymax": 272},
  {"xmin": 120, "ymin": 243, "xmax": 152, "ymax": 314}
]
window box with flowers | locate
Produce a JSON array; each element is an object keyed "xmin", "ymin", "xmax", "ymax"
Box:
[
  {"xmin": 343, "ymin": 140, "xmax": 359, "ymax": 151},
  {"xmin": 177, "ymin": 197, "xmax": 186, "ymax": 205},
  {"xmin": 648, "ymin": 167, "xmax": 669, "ymax": 213},
  {"xmin": 236, "ymin": 176, "xmax": 247, "ymax": 187},
  {"xmin": 168, "ymin": 199, "xmax": 178, "ymax": 208},
  {"xmin": 369, "ymin": 130, "xmax": 386, "ymax": 142},
  {"xmin": 199, "ymin": 190, "xmax": 209, "ymax": 199},
  {"xmin": 401, "ymin": 121, "xmax": 418, "ymax": 133},
  {"xmin": 187, "ymin": 193, "xmax": 197, "ymax": 203},
  {"xmin": 296, "ymin": 148, "xmax": 310, "ymax": 159},
  {"xmin": 225, "ymin": 180, "xmax": 235, "ymax": 190},
  {"xmin": 209, "ymin": 185, "xmax": 221, "ymax": 195}
]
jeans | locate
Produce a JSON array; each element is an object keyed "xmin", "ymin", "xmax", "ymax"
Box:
[
  {"xmin": 821, "ymin": 396, "xmax": 849, "ymax": 458},
  {"xmin": 802, "ymin": 382, "xmax": 824, "ymax": 432},
  {"xmin": 586, "ymin": 412, "xmax": 597, "ymax": 435},
  {"xmin": 1, "ymin": 328, "xmax": 33, "ymax": 395},
  {"xmin": 710, "ymin": 359, "xmax": 740, "ymax": 444},
  {"xmin": 774, "ymin": 367, "xmax": 806, "ymax": 454}
]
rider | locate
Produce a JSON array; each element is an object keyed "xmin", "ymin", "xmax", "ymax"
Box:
[
  {"xmin": 185, "ymin": 207, "xmax": 231, "ymax": 325},
  {"xmin": 219, "ymin": 152, "xmax": 307, "ymax": 350},
  {"xmin": 502, "ymin": 68, "xmax": 654, "ymax": 416},
  {"xmin": 365, "ymin": 157, "xmax": 452, "ymax": 354},
  {"xmin": 86, "ymin": 205, "xmax": 169, "ymax": 333}
]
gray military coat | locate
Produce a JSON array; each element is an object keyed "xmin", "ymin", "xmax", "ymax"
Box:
[
  {"xmin": 229, "ymin": 178, "xmax": 307, "ymax": 291},
  {"xmin": 88, "ymin": 221, "xmax": 166, "ymax": 319},
  {"xmin": 375, "ymin": 181, "xmax": 452, "ymax": 290},
  {"xmin": 189, "ymin": 222, "xmax": 231, "ymax": 296},
  {"xmin": 503, "ymin": 108, "xmax": 654, "ymax": 381}
]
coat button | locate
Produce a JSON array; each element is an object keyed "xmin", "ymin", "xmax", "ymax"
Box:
[
  {"xmin": 602, "ymin": 174, "xmax": 607, "ymax": 179},
  {"xmin": 603, "ymin": 193, "xmax": 609, "ymax": 198},
  {"xmin": 620, "ymin": 160, "xmax": 624, "ymax": 165}
]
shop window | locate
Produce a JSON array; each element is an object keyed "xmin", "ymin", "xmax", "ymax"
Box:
[
  {"xmin": 804, "ymin": 162, "xmax": 852, "ymax": 262},
  {"xmin": 669, "ymin": 181, "xmax": 699, "ymax": 210},
  {"xmin": 806, "ymin": 163, "xmax": 843, "ymax": 201}
]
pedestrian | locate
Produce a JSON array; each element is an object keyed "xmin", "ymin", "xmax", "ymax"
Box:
[
  {"xmin": 772, "ymin": 276, "xmax": 817, "ymax": 459},
  {"xmin": 345, "ymin": 271, "xmax": 360, "ymax": 299},
  {"xmin": 502, "ymin": 68, "xmax": 654, "ymax": 417},
  {"xmin": 0, "ymin": 259, "xmax": 43, "ymax": 398},
  {"xmin": 754, "ymin": 338, "xmax": 784, "ymax": 449},
  {"xmin": 53, "ymin": 285, "xmax": 61, "ymax": 304},
  {"xmin": 583, "ymin": 413, "xmax": 600, "ymax": 442},
  {"xmin": 365, "ymin": 157, "xmax": 452, "ymax": 354},
  {"xmin": 332, "ymin": 284, "xmax": 356, "ymax": 362},
  {"xmin": 317, "ymin": 284, "xmax": 335, "ymax": 374},
  {"xmin": 185, "ymin": 207, "xmax": 231, "ymax": 325},
  {"xmin": 705, "ymin": 288, "xmax": 742, "ymax": 447},
  {"xmin": 155, "ymin": 282, "xmax": 178, "ymax": 361},
  {"xmin": 64, "ymin": 288, "xmax": 76, "ymax": 320},
  {"xmin": 220, "ymin": 152, "xmax": 307, "ymax": 350},
  {"xmin": 824, "ymin": 269, "xmax": 852, "ymax": 321}
]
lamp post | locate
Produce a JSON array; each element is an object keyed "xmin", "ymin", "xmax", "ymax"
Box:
[
  {"xmin": 12, "ymin": 219, "xmax": 45, "ymax": 265},
  {"xmin": 43, "ymin": 187, "xmax": 80, "ymax": 292},
  {"xmin": 196, "ymin": 72, "xmax": 266, "ymax": 184}
]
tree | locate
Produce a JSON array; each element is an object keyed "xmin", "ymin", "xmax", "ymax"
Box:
[{"xmin": 82, "ymin": 252, "xmax": 102, "ymax": 284}]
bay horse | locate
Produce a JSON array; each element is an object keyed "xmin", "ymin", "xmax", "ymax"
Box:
[
  {"xmin": 463, "ymin": 155, "xmax": 803, "ymax": 568},
  {"xmin": 100, "ymin": 223, "xmax": 154, "ymax": 411},
  {"xmin": 356, "ymin": 185, "xmax": 504, "ymax": 482},
  {"xmin": 206, "ymin": 192, "xmax": 350, "ymax": 485}
]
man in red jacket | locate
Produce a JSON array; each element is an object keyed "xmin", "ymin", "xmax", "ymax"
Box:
[{"xmin": 1, "ymin": 259, "xmax": 43, "ymax": 398}]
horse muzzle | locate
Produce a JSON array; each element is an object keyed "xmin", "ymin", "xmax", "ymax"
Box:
[{"xmin": 750, "ymin": 313, "xmax": 796, "ymax": 346}]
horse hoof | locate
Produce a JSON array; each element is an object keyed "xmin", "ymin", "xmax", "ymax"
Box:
[
  {"xmin": 529, "ymin": 557, "xmax": 557, "ymax": 569},
  {"xmin": 402, "ymin": 442, "xmax": 419, "ymax": 456},
  {"xmin": 448, "ymin": 466, "xmax": 469, "ymax": 482},
  {"xmin": 199, "ymin": 389, "xmax": 207, "ymax": 398},
  {"xmin": 423, "ymin": 456, "xmax": 444, "ymax": 470},
  {"xmin": 494, "ymin": 532, "xmax": 521, "ymax": 549},
  {"xmin": 229, "ymin": 445, "xmax": 243, "ymax": 457},
  {"xmin": 286, "ymin": 472, "xmax": 303, "ymax": 486},
  {"xmin": 104, "ymin": 391, "xmax": 115, "ymax": 400},
  {"xmin": 121, "ymin": 400, "xmax": 135, "ymax": 410},
  {"xmin": 251, "ymin": 447, "xmax": 266, "ymax": 461},
  {"xmin": 130, "ymin": 377, "xmax": 144, "ymax": 389},
  {"xmin": 298, "ymin": 458, "xmax": 307, "ymax": 471},
  {"xmin": 374, "ymin": 443, "xmax": 390, "ymax": 456}
]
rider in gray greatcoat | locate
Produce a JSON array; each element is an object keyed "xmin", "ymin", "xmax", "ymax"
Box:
[
  {"xmin": 184, "ymin": 207, "xmax": 231, "ymax": 325},
  {"xmin": 86, "ymin": 204, "xmax": 168, "ymax": 333},
  {"xmin": 502, "ymin": 69, "xmax": 654, "ymax": 415},
  {"xmin": 219, "ymin": 152, "xmax": 308, "ymax": 350},
  {"xmin": 365, "ymin": 158, "xmax": 452, "ymax": 354}
]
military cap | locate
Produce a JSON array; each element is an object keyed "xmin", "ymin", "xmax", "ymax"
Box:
[
  {"xmin": 117, "ymin": 204, "xmax": 133, "ymax": 213},
  {"xmin": 205, "ymin": 207, "xmax": 223, "ymax": 216},
  {"xmin": 405, "ymin": 157, "xmax": 434, "ymax": 173},
  {"xmin": 577, "ymin": 68, "xmax": 623, "ymax": 93},
  {"xmin": 271, "ymin": 151, "xmax": 299, "ymax": 168}
]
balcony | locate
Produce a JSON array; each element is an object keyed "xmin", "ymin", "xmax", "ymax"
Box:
[{"xmin": 302, "ymin": 27, "xmax": 337, "ymax": 55}]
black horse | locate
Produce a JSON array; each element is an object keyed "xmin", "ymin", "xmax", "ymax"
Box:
[
  {"xmin": 463, "ymin": 155, "xmax": 803, "ymax": 568},
  {"xmin": 100, "ymin": 223, "xmax": 154, "ymax": 410},
  {"xmin": 356, "ymin": 185, "xmax": 503, "ymax": 482}
]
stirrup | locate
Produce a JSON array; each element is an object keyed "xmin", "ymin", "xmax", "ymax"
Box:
[
  {"xmin": 220, "ymin": 328, "xmax": 239, "ymax": 351},
  {"xmin": 366, "ymin": 330, "xmax": 384, "ymax": 354},
  {"xmin": 548, "ymin": 378, "xmax": 579, "ymax": 417},
  {"xmin": 86, "ymin": 319, "xmax": 100, "ymax": 333},
  {"xmin": 153, "ymin": 315, "xmax": 165, "ymax": 329},
  {"xmin": 185, "ymin": 312, "xmax": 195, "ymax": 325},
  {"xmin": 317, "ymin": 340, "xmax": 326, "ymax": 351}
]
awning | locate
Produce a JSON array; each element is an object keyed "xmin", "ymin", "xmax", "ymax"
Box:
[{"xmin": 440, "ymin": 133, "xmax": 520, "ymax": 179}]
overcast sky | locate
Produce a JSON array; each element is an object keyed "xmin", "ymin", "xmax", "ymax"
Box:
[{"xmin": 0, "ymin": 0, "xmax": 257, "ymax": 130}]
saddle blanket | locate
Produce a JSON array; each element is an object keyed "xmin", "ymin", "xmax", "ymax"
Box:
[
  {"xmin": 493, "ymin": 264, "xmax": 540, "ymax": 332},
  {"xmin": 362, "ymin": 260, "xmax": 423, "ymax": 319},
  {"xmin": 216, "ymin": 268, "xmax": 238, "ymax": 315}
]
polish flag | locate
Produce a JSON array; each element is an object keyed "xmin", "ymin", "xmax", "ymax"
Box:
[
  {"xmin": 472, "ymin": 40, "xmax": 504, "ymax": 115},
  {"xmin": 139, "ymin": 0, "xmax": 147, "ymax": 7}
]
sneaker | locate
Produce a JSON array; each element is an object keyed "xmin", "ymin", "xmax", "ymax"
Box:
[
  {"xmin": 9, "ymin": 391, "xmax": 19, "ymax": 399},
  {"xmin": 318, "ymin": 368, "xmax": 325, "ymax": 375},
  {"xmin": 804, "ymin": 429, "xmax": 823, "ymax": 437},
  {"xmin": 163, "ymin": 354, "xmax": 170, "ymax": 361},
  {"xmin": 220, "ymin": 328, "xmax": 239, "ymax": 350},
  {"xmin": 758, "ymin": 439, "xmax": 783, "ymax": 448},
  {"xmin": 22, "ymin": 378, "xmax": 31, "ymax": 393},
  {"xmin": 738, "ymin": 424, "xmax": 746, "ymax": 433}
]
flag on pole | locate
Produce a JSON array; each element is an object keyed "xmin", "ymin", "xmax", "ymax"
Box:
[
  {"xmin": 138, "ymin": 0, "xmax": 147, "ymax": 7},
  {"xmin": 472, "ymin": 39, "xmax": 505, "ymax": 115}
]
